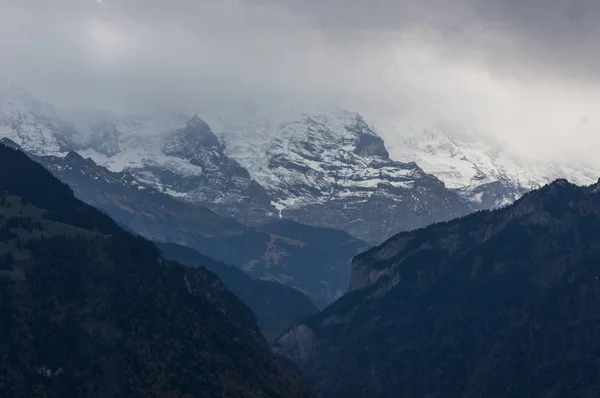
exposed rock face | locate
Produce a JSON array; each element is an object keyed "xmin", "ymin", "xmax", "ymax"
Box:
[
  {"xmin": 274, "ymin": 325, "xmax": 317, "ymax": 363},
  {"xmin": 217, "ymin": 110, "xmax": 472, "ymax": 244},
  {"xmin": 147, "ymin": 114, "xmax": 275, "ymax": 224},
  {"xmin": 0, "ymin": 143, "xmax": 315, "ymax": 398},
  {"xmin": 275, "ymin": 179, "xmax": 600, "ymax": 398}
]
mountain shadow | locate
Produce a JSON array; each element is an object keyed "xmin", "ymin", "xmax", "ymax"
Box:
[{"xmin": 158, "ymin": 242, "xmax": 318, "ymax": 343}]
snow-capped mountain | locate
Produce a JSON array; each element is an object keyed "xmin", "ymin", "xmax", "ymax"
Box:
[
  {"xmin": 0, "ymin": 87, "xmax": 275, "ymax": 224},
  {"xmin": 0, "ymin": 85, "xmax": 76, "ymax": 156},
  {"xmin": 202, "ymin": 107, "xmax": 471, "ymax": 243},
  {"xmin": 72, "ymin": 112, "xmax": 276, "ymax": 224},
  {"xmin": 0, "ymin": 87, "xmax": 472, "ymax": 243},
  {"xmin": 379, "ymin": 120, "xmax": 600, "ymax": 209},
  {"xmin": 76, "ymin": 105, "xmax": 473, "ymax": 243},
  {"xmin": 1, "ymin": 85, "xmax": 597, "ymax": 244}
]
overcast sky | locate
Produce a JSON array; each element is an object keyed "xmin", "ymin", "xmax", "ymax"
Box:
[{"xmin": 1, "ymin": 0, "xmax": 600, "ymax": 161}]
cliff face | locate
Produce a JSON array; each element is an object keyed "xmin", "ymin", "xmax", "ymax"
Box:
[
  {"xmin": 275, "ymin": 179, "xmax": 600, "ymax": 398},
  {"xmin": 0, "ymin": 144, "xmax": 315, "ymax": 398}
]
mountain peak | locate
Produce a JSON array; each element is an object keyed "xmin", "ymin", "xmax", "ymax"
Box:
[
  {"xmin": 521, "ymin": 178, "xmax": 580, "ymax": 201},
  {"xmin": 186, "ymin": 114, "xmax": 210, "ymax": 130},
  {"xmin": 213, "ymin": 108, "xmax": 470, "ymax": 243},
  {"xmin": 63, "ymin": 151, "xmax": 89, "ymax": 166},
  {"xmin": 0, "ymin": 87, "xmax": 75, "ymax": 156},
  {"xmin": 178, "ymin": 114, "xmax": 219, "ymax": 147},
  {"xmin": 549, "ymin": 178, "xmax": 572, "ymax": 187}
]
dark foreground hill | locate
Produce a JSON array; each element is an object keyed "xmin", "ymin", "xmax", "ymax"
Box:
[
  {"xmin": 275, "ymin": 179, "xmax": 600, "ymax": 398},
  {"xmin": 0, "ymin": 144, "xmax": 314, "ymax": 397},
  {"xmin": 158, "ymin": 242, "xmax": 318, "ymax": 343}
]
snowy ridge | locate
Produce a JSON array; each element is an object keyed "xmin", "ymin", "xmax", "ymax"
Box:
[
  {"xmin": 72, "ymin": 112, "xmax": 275, "ymax": 223},
  {"xmin": 377, "ymin": 120, "xmax": 600, "ymax": 208},
  {"xmin": 208, "ymin": 107, "xmax": 427, "ymax": 211},
  {"xmin": 0, "ymin": 86, "xmax": 73, "ymax": 157},
  {"xmin": 195, "ymin": 106, "xmax": 471, "ymax": 242},
  {"xmin": 1, "ymin": 85, "xmax": 598, "ymax": 243}
]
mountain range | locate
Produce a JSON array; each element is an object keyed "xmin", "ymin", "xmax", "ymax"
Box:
[
  {"xmin": 388, "ymin": 121, "xmax": 600, "ymax": 209},
  {"xmin": 275, "ymin": 178, "xmax": 600, "ymax": 397},
  {"xmin": 3, "ymin": 85, "xmax": 597, "ymax": 245},
  {"xmin": 4, "ymin": 83, "xmax": 600, "ymax": 398}
]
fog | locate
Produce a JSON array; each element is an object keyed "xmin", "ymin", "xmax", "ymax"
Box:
[{"xmin": 1, "ymin": 0, "xmax": 600, "ymax": 162}]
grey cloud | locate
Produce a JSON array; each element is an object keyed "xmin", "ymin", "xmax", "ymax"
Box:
[
  {"xmin": 4, "ymin": 0, "xmax": 599, "ymax": 97},
  {"xmin": 263, "ymin": 0, "xmax": 600, "ymax": 82},
  {"xmin": 0, "ymin": 0, "xmax": 599, "ymax": 163}
]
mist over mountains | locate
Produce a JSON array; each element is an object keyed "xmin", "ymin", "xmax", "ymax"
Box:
[{"xmin": 2, "ymin": 85, "xmax": 597, "ymax": 245}]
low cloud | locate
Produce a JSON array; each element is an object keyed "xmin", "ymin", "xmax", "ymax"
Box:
[{"xmin": 1, "ymin": 0, "xmax": 599, "ymax": 162}]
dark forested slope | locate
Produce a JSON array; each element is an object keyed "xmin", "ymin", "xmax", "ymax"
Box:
[
  {"xmin": 275, "ymin": 179, "xmax": 600, "ymax": 398},
  {"xmin": 0, "ymin": 144, "xmax": 314, "ymax": 398}
]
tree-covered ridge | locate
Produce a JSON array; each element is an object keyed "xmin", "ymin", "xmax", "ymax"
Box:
[
  {"xmin": 0, "ymin": 144, "xmax": 314, "ymax": 398},
  {"xmin": 275, "ymin": 178, "xmax": 600, "ymax": 398}
]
